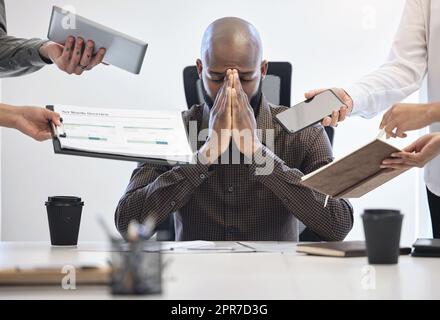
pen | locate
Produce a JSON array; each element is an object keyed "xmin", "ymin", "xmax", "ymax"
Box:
[
  {"xmin": 324, "ymin": 195, "xmax": 330, "ymax": 208},
  {"xmin": 236, "ymin": 242, "xmax": 256, "ymax": 251},
  {"xmin": 185, "ymin": 247, "xmax": 236, "ymax": 251}
]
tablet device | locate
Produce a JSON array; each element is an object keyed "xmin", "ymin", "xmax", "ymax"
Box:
[
  {"xmin": 47, "ymin": 6, "xmax": 148, "ymax": 74},
  {"xmin": 275, "ymin": 89, "xmax": 346, "ymax": 134}
]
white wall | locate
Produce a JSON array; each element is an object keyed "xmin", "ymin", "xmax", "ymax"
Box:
[{"xmin": 1, "ymin": 0, "xmax": 428, "ymax": 244}]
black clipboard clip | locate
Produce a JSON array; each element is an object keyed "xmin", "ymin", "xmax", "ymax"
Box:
[
  {"xmin": 51, "ymin": 121, "xmax": 66, "ymax": 138},
  {"xmin": 47, "ymin": 105, "xmax": 66, "ymax": 138}
]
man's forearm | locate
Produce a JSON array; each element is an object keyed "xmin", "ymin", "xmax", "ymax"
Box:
[
  {"xmin": 249, "ymin": 146, "xmax": 353, "ymax": 241},
  {"xmin": 115, "ymin": 160, "xmax": 212, "ymax": 237}
]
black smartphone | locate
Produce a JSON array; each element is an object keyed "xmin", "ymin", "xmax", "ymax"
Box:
[{"xmin": 274, "ymin": 89, "xmax": 346, "ymax": 134}]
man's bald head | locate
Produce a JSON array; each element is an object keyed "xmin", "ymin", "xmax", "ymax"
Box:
[
  {"xmin": 201, "ymin": 17, "xmax": 263, "ymax": 66},
  {"xmin": 196, "ymin": 17, "xmax": 267, "ymax": 110}
]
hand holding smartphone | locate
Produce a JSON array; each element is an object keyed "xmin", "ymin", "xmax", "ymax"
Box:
[{"xmin": 275, "ymin": 89, "xmax": 346, "ymax": 134}]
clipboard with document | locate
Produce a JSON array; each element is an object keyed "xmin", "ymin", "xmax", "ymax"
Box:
[{"xmin": 48, "ymin": 105, "xmax": 195, "ymax": 166}]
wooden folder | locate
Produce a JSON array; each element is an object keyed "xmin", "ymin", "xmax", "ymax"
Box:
[{"xmin": 301, "ymin": 139, "xmax": 408, "ymax": 198}]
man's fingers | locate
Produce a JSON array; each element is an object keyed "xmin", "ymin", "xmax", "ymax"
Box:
[
  {"xmin": 228, "ymin": 71, "xmax": 234, "ymax": 88},
  {"xmin": 231, "ymin": 87, "xmax": 238, "ymax": 104},
  {"xmin": 231, "ymin": 88, "xmax": 239, "ymax": 116},
  {"xmin": 212, "ymin": 84, "xmax": 226, "ymax": 111},
  {"xmin": 87, "ymin": 48, "xmax": 106, "ymax": 70},
  {"xmin": 220, "ymin": 84, "xmax": 230, "ymax": 110},
  {"xmin": 227, "ymin": 87, "xmax": 233, "ymax": 112},
  {"xmin": 226, "ymin": 69, "xmax": 233, "ymax": 87},
  {"xmin": 240, "ymin": 89, "xmax": 251, "ymax": 113},
  {"xmin": 215, "ymin": 87, "xmax": 227, "ymax": 112},
  {"xmin": 233, "ymin": 70, "xmax": 244, "ymax": 93},
  {"xmin": 225, "ymin": 69, "xmax": 233, "ymax": 90}
]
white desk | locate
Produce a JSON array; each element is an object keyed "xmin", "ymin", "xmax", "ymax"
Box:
[{"xmin": 0, "ymin": 241, "xmax": 439, "ymax": 300}]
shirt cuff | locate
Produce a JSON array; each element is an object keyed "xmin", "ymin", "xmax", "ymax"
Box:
[
  {"xmin": 29, "ymin": 40, "xmax": 53, "ymax": 66},
  {"xmin": 343, "ymin": 83, "xmax": 370, "ymax": 118}
]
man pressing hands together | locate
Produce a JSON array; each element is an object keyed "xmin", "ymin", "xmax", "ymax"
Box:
[{"xmin": 115, "ymin": 17, "xmax": 353, "ymax": 241}]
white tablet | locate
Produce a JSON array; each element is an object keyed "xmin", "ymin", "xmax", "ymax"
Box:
[{"xmin": 47, "ymin": 6, "xmax": 148, "ymax": 74}]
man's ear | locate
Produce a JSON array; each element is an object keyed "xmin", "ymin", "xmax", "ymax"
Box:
[
  {"xmin": 260, "ymin": 60, "xmax": 268, "ymax": 80},
  {"xmin": 196, "ymin": 59, "xmax": 203, "ymax": 79}
]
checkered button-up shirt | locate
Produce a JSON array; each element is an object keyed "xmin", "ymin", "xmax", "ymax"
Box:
[{"xmin": 115, "ymin": 96, "xmax": 353, "ymax": 241}]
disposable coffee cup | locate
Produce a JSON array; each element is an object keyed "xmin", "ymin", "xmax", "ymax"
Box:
[
  {"xmin": 362, "ymin": 209, "xmax": 403, "ymax": 264},
  {"xmin": 45, "ymin": 196, "xmax": 84, "ymax": 246}
]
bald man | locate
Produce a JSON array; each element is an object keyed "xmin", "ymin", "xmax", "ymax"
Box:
[{"xmin": 115, "ymin": 17, "xmax": 353, "ymax": 241}]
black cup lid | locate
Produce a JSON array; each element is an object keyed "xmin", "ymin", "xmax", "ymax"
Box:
[
  {"xmin": 363, "ymin": 209, "xmax": 401, "ymax": 215},
  {"xmin": 46, "ymin": 196, "xmax": 83, "ymax": 206}
]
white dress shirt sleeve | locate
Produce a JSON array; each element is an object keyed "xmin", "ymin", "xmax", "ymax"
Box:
[{"xmin": 345, "ymin": 0, "xmax": 428, "ymax": 118}]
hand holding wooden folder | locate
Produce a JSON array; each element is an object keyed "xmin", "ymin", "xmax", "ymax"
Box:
[{"xmin": 301, "ymin": 138, "xmax": 408, "ymax": 198}]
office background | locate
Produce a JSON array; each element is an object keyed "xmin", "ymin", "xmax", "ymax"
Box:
[{"xmin": 0, "ymin": 0, "xmax": 430, "ymax": 244}]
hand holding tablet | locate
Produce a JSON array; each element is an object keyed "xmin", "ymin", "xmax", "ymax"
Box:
[{"xmin": 47, "ymin": 6, "xmax": 148, "ymax": 74}]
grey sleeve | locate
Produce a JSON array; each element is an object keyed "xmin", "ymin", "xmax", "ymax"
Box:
[{"xmin": 0, "ymin": 0, "xmax": 52, "ymax": 78}]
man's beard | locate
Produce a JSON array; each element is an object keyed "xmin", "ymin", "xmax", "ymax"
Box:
[{"xmin": 201, "ymin": 79, "xmax": 263, "ymax": 116}]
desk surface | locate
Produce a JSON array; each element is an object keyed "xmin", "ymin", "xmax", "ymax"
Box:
[{"xmin": 0, "ymin": 241, "xmax": 439, "ymax": 300}]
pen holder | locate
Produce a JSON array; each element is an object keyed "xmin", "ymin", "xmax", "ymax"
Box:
[{"xmin": 110, "ymin": 239, "xmax": 162, "ymax": 295}]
